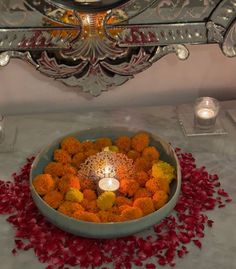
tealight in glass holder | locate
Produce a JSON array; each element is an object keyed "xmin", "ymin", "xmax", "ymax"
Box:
[
  {"xmin": 194, "ymin": 97, "xmax": 219, "ymax": 130},
  {"xmin": 178, "ymin": 97, "xmax": 227, "ymax": 137}
]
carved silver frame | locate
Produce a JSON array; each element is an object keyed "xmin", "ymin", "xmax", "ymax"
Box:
[{"xmin": 1, "ymin": 0, "xmax": 236, "ymax": 96}]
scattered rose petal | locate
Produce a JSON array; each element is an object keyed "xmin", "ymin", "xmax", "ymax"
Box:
[{"xmin": 0, "ymin": 150, "xmax": 232, "ymax": 269}]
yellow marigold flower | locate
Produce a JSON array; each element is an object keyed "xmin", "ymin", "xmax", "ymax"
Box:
[
  {"xmin": 97, "ymin": 191, "xmax": 116, "ymax": 211},
  {"xmin": 152, "ymin": 161, "xmax": 175, "ymax": 183},
  {"xmin": 103, "ymin": 145, "xmax": 119, "ymax": 152},
  {"xmin": 65, "ymin": 188, "xmax": 84, "ymax": 203}
]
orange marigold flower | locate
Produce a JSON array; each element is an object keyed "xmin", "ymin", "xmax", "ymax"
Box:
[
  {"xmin": 58, "ymin": 174, "xmax": 80, "ymax": 194},
  {"xmin": 145, "ymin": 178, "xmax": 169, "ymax": 194},
  {"xmin": 44, "ymin": 162, "xmax": 64, "ymax": 177},
  {"xmin": 72, "ymin": 152, "xmax": 87, "ymax": 169},
  {"xmin": 83, "ymin": 189, "xmax": 97, "ymax": 201},
  {"xmin": 94, "ymin": 137, "xmax": 112, "ymax": 151},
  {"xmin": 63, "ymin": 164, "xmax": 77, "ymax": 176},
  {"xmin": 61, "ymin": 136, "xmax": 82, "ymax": 155},
  {"xmin": 81, "ymin": 140, "xmax": 94, "ymax": 151},
  {"xmin": 115, "ymin": 196, "xmax": 133, "ymax": 207},
  {"xmin": 127, "ymin": 150, "xmax": 140, "ymax": 161},
  {"xmin": 107, "ymin": 212, "xmax": 121, "ymax": 222},
  {"xmin": 133, "ymin": 197, "xmax": 155, "ymax": 216},
  {"xmin": 85, "ymin": 149, "xmax": 99, "ymax": 157},
  {"xmin": 108, "ymin": 205, "xmax": 121, "ymax": 215},
  {"xmin": 142, "ymin": 146, "xmax": 160, "ymax": 161},
  {"xmin": 153, "ymin": 190, "xmax": 168, "ymax": 210},
  {"xmin": 121, "ymin": 206, "xmax": 143, "ymax": 221},
  {"xmin": 119, "ymin": 205, "xmax": 132, "ymax": 212},
  {"xmin": 72, "ymin": 211, "xmax": 100, "ymax": 223},
  {"xmin": 156, "ymin": 177, "xmax": 170, "ymax": 194},
  {"xmin": 131, "ymin": 132, "xmax": 150, "ymax": 152},
  {"xmin": 33, "ymin": 174, "xmax": 56, "ymax": 195},
  {"xmin": 115, "ymin": 136, "xmax": 131, "ymax": 152},
  {"xmin": 135, "ymin": 171, "xmax": 149, "ymax": 187},
  {"xmin": 80, "ymin": 178, "xmax": 96, "ymax": 191},
  {"xmin": 119, "ymin": 179, "xmax": 139, "ymax": 197},
  {"xmin": 81, "ymin": 199, "xmax": 99, "ymax": 213},
  {"xmin": 98, "ymin": 211, "xmax": 121, "ymax": 223},
  {"xmin": 134, "ymin": 157, "xmax": 152, "ymax": 172},
  {"xmin": 43, "ymin": 190, "xmax": 63, "ymax": 209},
  {"xmin": 134, "ymin": 188, "xmax": 151, "ymax": 200},
  {"xmin": 97, "ymin": 210, "xmax": 109, "ymax": 222},
  {"xmin": 58, "ymin": 201, "xmax": 84, "ymax": 217},
  {"xmin": 54, "ymin": 149, "xmax": 72, "ymax": 164}
]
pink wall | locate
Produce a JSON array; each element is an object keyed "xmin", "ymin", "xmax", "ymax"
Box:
[{"xmin": 0, "ymin": 44, "xmax": 235, "ymax": 115}]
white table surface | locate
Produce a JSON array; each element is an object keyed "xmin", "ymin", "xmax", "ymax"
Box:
[{"xmin": 0, "ymin": 101, "xmax": 235, "ymax": 269}]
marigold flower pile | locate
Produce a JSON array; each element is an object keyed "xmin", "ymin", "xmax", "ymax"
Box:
[{"xmin": 33, "ymin": 133, "xmax": 176, "ymax": 223}]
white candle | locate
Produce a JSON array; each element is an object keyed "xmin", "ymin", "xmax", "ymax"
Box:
[
  {"xmin": 98, "ymin": 177, "xmax": 120, "ymax": 192},
  {"xmin": 196, "ymin": 108, "xmax": 215, "ymax": 119},
  {"xmin": 194, "ymin": 97, "xmax": 219, "ymax": 129}
]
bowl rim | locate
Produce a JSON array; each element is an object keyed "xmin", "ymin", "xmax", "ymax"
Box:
[{"xmin": 30, "ymin": 126, "xmax": 181, "ymax": 227}]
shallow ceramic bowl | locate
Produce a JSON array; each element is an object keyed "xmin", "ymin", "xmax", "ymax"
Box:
[{"xmin": 30, "ymin": 127, "xmax": 181, "ymax": 239}]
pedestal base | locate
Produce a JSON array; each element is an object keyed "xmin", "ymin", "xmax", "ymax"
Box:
[{"xmin": 178, "ymin": 112, "xmax": 227, "ymax": 137}]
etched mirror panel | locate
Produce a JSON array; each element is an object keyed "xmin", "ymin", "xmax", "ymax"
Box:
[{"xmin": 1, "ymin": 0, "xmax": 236, "ymax": 96}]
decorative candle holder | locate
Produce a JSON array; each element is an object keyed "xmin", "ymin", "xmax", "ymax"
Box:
[
  {"xmin": 194, "ymin": 97, "xmax": 220, "ymax": 130},
  {"xmin": 178, "ymin": 97, "xmax": 227, "ymax": 137},
  {"xmin": 79, "ymin": 151, "xmax": 135, "ymax": 195}
]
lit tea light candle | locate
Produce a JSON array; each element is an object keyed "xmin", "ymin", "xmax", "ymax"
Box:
[
  {"xmin": 98, "ymin": 177, "xmax": 120, "ymax": 193},
  {"xmin": 194, "ymin": 97, "xmax": 219, "ymax": 129}
]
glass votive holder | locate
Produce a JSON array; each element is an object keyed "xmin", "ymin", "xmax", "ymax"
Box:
[{"xmin": 194, "ymin": 97, "xmax": 220, "ymax": 130}]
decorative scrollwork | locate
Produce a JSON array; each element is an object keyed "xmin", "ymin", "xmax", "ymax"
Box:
[
  {"xmin": 1, "ymin": 0, "xmax": 236, "ymax": 96},
  {"xmin": 222, "ymin": 19, "xmax": 236, "ymax": 56},
  {"xmin": 155, "ymin": 0, "xmax": 218, "ymax": 21}
]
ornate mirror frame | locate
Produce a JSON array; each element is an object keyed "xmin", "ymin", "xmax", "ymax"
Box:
[{"xmin": 0, "ymin": 0, "xmax": 236, "ymax": 96}]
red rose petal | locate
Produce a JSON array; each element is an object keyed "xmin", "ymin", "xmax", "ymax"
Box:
[
  {"xmin": 146, "ymin": 263, "xmax": 156, "ymax": 269},
  {"xmin": 0, "ymin": 150, "xmax": 232, "ymax": 269}
]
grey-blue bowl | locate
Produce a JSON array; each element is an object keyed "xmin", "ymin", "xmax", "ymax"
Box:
[{"xmin": 30, "ymin": 127, "xmax": 181, "ymax": 239}]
